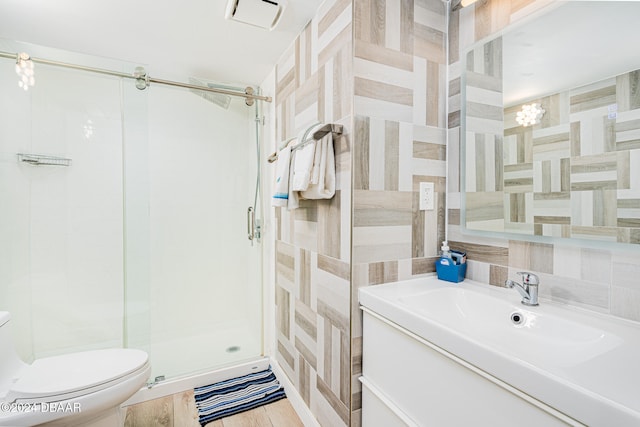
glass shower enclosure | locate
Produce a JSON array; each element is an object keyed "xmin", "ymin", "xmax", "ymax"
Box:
[{"xmin": 0, "ymin": 39, "xmax": 263, "ymax": 382}]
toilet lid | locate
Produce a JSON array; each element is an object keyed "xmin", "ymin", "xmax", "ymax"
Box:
[{"xmin": 7, "ymin": 348, "xmax": 148, "ymax": 402}]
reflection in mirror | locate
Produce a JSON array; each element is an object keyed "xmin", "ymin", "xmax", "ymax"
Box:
[{"xmin": 463, "ymin": 1, "xmax": 640, "ymax": 245}]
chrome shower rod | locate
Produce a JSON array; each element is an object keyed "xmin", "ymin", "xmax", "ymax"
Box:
[{"xmin": 0, "ymin": 50, "xmax": 272, "ymax": 103}]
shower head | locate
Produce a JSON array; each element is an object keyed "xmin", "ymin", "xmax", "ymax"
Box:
[{"xmin": 188, "ymin": 77, "xmax": 232, "ymax": 109}]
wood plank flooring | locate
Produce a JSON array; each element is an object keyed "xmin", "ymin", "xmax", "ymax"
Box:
[{"xmin": 123, "ymin": 390, "xmax": 303, "ymax": 427}]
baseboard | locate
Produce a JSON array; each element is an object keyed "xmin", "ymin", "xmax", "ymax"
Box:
[{"xmin": 270, "ymin": 358, "xmax": 320, "ymax": 427}]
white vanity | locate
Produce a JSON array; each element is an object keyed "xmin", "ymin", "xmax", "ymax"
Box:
[{"xmin": 359, "ymin": 276, "xmax": 640, "ymax": 427}]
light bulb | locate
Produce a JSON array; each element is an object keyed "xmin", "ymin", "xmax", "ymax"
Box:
[{"xmin": 15, "ymin": 52, "xmax": 35, "ymax": 91}]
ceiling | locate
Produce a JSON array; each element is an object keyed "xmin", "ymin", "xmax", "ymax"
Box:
[{"xmin": 0, "ymin": 0, "xmax": 323, "ymax": 86}]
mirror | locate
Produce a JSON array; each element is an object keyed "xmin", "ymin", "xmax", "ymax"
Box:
[{"xmin": 462, "ymin": 1, "xmax": 640, "ymax": 245}]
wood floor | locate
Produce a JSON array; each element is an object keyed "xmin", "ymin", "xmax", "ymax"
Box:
[{"xmin": 123, "ymin": 390, "xmax": 304, "ymax": 427}]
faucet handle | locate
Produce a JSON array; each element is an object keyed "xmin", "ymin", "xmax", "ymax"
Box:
[{"xmin": 516, "ymin": 271, "xmax": 539, "ymax": 286}]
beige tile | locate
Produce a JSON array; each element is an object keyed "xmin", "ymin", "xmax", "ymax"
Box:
[
  {"xmin": 275, "ymin": 286, "xmax": 291, "ymax": 338},
  {"xmin": 354, "ymin": 77, "xmax": 413, "ymax": 106},
  {"xmin": 354, "ymin": 39, "xmax": 414, "ymax": 71},
  {"xmin": 465, "ymin": 191, "xmax": 503, "ymax": 222},
  {"xmin": 294, "ymin": 73, "xmax": 319, "ymax": 116},
  {"xmin": 413, "ymin": 141, "xmax": 446, "ymax": 160},
  {"xmin": 299, "ymin": 249, "xmax": 311, "ymax": 305},
  {"xmin": 317, "ymin": 299, "xmax": 349, "ymax": 333},
  {"xmin": 353, "ymin": 190, "xmax": 413, "ymax": 226},
  {"xmin": 294, "ymin": 300, "xmax": 317, "ymax": 341},
  {"xmin": 354, "ymin": 0, "xmax": 371, "ymax": 43},
  {"xmin": 449, "ymin": 240, "xmax": 508, "ymax": 265},
  {"xmin": 295, "ymin": 336, "xmax": 317, "ymax": 370},
  {"xmin": 570, "ymin": 85, "xmax": 616, "ymax": 114},
  {"xmin": 317, "ymin": 195, "xmax": 342, "ymax": 259},
  {"xmin": 411, "ymin": 256, "xmax": 438, "ymax": 275},
  {"xmin": 277, "ymin": 340, "xmax": 295, "ymax": 371},
  {"xmin": 368, "ymin": 260, "xmax": 399, "ymax": 285},
  {"xmin": 319, "ymin": 24, "xmax": 352, "ymax": 69},
  {"xmin": 318, "ymin": 0, "xmax": 352, "ymax": 37},
  {"xmin": 414, "ymin": 23, "xmax": 445, "ymax": 63},
  {"xmin": 369, "ymin": 0, "xmax": 386, "ymax": 47},
  {"xmin": 316, "ymin": 375, "xmax": 350, "ymax": 425},
  {"xmin": 354, "ymin": 116, "xmax": 370, "ymax": 191},
  {"xmin": 489, "ymin": 264, "xmax": 508, "ymax": 287},
  {"xmin": 385, "ymin": 121, "xmax": 400, "ymax": 191},
  {"xmin": 317, "ymin": 253, "xmax": 350, "ymax": 281}
]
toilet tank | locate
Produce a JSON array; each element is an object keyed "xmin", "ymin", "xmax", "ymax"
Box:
[{"xmin": 0, "ymin": 312, "xmax": 27, "ymax": 398}]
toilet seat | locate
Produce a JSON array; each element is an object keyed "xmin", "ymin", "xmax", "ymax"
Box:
[{"xmin": 5, "ymin": 349, "xmax": 149, "ymax": 404}]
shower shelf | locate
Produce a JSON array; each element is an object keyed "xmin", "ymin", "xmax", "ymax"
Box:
[{"xmin": 17, "ymin": 153, "xmax": 72, "ymax": 167}]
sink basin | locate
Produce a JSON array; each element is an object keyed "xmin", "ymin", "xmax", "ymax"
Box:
[
  {"xmin": 397, "ymin": 287, "xmax": 622, "ymax": 366},
  {"xmin": 359, "ymin": 276, "xmax": 640, "ymax": 426}
]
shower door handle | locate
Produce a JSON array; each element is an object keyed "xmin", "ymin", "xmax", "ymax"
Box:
[{"xmin": 247, "ymin": 207, "xmax": 255, "ymax": 241}]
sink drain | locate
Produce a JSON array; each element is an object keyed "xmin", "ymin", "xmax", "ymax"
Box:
[{"xmin": 510, "ymin": 312, "xmax": 525, "ymax": 325}]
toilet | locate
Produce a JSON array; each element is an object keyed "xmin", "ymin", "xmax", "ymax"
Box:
[{"xmin": 0, "ymin": 311, "xmax": 151, "ymax": 426}]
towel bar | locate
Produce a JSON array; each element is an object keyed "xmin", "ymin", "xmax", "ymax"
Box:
[{"xmin": 267, "ymin": 123, "xmax": 343, "ymax": 163}]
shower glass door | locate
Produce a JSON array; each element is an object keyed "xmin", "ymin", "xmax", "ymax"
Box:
[
  {"xmin": 0, "ymin": 38, "xmax": 263, "ymax": 381},
  {"xmin": 0, "ymin": 39, "xmax": 134, "ymax": 362},
  {"xmin": 124, "ymin": 80, "xmax": 264, "ymax": 380}
]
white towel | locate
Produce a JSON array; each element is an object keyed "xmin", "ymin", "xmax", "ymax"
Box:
[
  {"xmin": 271, "ymin": 146, "xmax": 292, "ymax": 207},
  {"xmin": 290, "ymin": 140, "xmax": 316, "ymax": 191},
  {"xmin": 287, "ymin": 150, "xmax": 299, "ymax": 210},
  {"xmin": 300, "ymin": 131, "xmax": 335, "ymax": 200}
]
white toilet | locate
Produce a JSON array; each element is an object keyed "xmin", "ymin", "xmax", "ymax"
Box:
[{"xmin": 0, "ymin": 311, "xmax": 151, "ymax": 427}]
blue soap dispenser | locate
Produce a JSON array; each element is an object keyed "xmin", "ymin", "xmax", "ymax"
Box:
[{"xmin": 436, "ymin": 240, "xmax": 466, "ymax": 283}]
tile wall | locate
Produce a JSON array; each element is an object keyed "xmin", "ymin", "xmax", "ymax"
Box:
[
  {"xmin": 273, "ymin": 0, "xmax": 447, "ymax": 425},
  {"xmin": 273, "ymin": 0, "xmax": 640, "ymax": 425},
  {"xmin": 350, "ymin": 0, "xmax": 447, "ymax": 424},
  {"xmin": 273, "ymin": 0, "xmax": 353, "ymax": 425},
  {"xmin": 447, "ymin": 0, "xmax": 640, "ymax": 320}
]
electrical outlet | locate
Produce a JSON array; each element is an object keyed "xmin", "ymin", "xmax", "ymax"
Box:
[{"xmin": 419, "ymin": 182, "xmax": 435, "ymax": 211}]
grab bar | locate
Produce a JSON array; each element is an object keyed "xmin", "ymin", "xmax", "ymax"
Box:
[{"xmin": 247, "ymin": 207, "xmax": 255, "ymax": 242}]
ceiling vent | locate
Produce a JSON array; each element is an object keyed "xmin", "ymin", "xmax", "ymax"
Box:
[{"xmin": 225, "ymin": 0, "xmax": 287, "ymax": 31}]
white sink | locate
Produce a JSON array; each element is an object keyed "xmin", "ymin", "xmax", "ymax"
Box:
[
  {"xmin": 397, "ymin": 287, "xmax": 622, "ymax": 366},
  {"xmin": 360, "ymin": 276, "xmax": 640, "ymax": 426}
]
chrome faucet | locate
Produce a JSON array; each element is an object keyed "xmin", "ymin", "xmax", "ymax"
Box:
[{"xmin": 505, "ymin": 272, "xmax": 539, "ymax": 306}]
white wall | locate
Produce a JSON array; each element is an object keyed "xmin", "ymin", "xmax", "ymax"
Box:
[
  {"xmin": 0, "ymin": 62, "xmax": 125, "ymax": 360},
  {"xmin": 141, "ymin": 83, "xmax": 264, "ymax": 377}
]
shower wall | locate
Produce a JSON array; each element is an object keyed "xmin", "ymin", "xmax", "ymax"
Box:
[
  {"xmin": 0, "ymin": 60, "xmax": 126, "ymax": 360},
  {"xmin": 0, "ymin": 41, "xmax": 263, "ymax": 379},
  {"xmin": 138, "ymin": 85, "xmax": 263, "ymax": 378}
]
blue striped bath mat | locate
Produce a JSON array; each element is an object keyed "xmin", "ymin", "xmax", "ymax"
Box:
[{"xmin": 194, "ymin": 366, "xmax": 286, "ymax": 425}]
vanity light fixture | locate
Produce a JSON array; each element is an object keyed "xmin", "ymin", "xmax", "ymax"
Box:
[
  {"xmin": 516, "ymin": 103, "xmax": 545, "ymax": 127},
  {"xmin": 15, "ymin": 52, "xmax": 35, "ymax": 91}
]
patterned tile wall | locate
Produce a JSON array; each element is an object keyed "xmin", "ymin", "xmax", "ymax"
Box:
[
  {"xmin": 448, "ymin": 0, "xmax": 640, "ymax": 321},
  {"xmin": 351, "ymin": 0, "xmax": 447, "ymax": 425},
  {"xmin": 273, "ymin": 0, "xmax": 353, "ymax": 425},
  {"xmin": 275, "ymin": 2, "xmax": 640, "ymax": 426},
  {"xmin": 274, "ymin": 0, "xmax": 447, "ymax": 425}
]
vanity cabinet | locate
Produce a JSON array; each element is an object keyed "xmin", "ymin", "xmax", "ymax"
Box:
[{"xmin": 360, "ymin": 309, "xmax": 577, "ymax": 427}]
